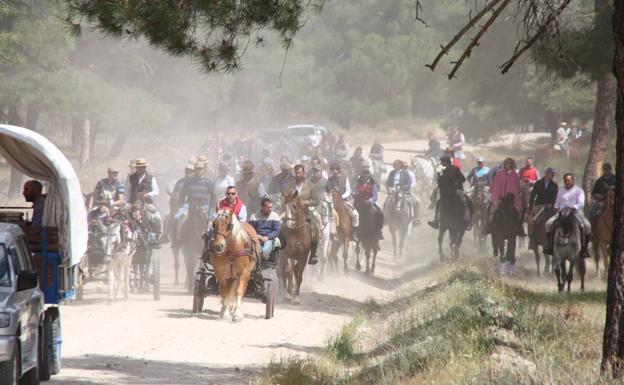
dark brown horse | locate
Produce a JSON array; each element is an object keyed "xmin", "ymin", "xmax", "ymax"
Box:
[
  {"xmin": 491, "ymin": 194, "xmax": 520, "ymax": 268},
  {"xmin": 211, "ymin": 210, "xmax": 258, "ymax": 322},
  {"xmin": 471, "ymin": 178, "xmax": 489, "ymax": 252},
  {"xmin": 280, "ymin": 190, "xmax": 311, "ymax": 304},
  {"xmin": 354, "ymin": 195, "xmax": 381, "ymax": 276},
  {"xmin": 329, "ymin": 190, "xmax": 352, "ymax": 274}
]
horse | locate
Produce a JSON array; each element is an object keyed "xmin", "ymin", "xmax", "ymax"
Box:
[
  {"xmin": 592, "ymin": 188, "xmax": 615, "ymax": 277},
  {"xmin": 384, "ymin": 188, "xmax": 411, "ymax": 260},
  {"xmin": 179, "ymin": 198, "xmax": 210, "ymax": 293},
  {"xmin": 94, "ymin": 216, "xmax": 136, "ymax": 303},
  {"xmin": 553, "ymin": 207, "xmax": 586, "ymax": 292},
  {"xmin": 315, "ymin": 192, "xmax": 333, "ymax": 280},
  {"xmin": 329, "ymin": 190, "xmax": 352, "ymax": 274},
  {"xmin": 280, "ymin": 190, "xmax": 311, "ymax": 304},
  {"xmin": 470, "ymin": 178, "xmax": 489, "ymax": 251},
  {"xmin": 527, "ymin": 204, "xmax": 556, "ymax": 276},
  {"xmin": 210, "ymin": 210, "xmax": 258, "ymax": 321},
  {"xmin": 164, "ymin": 190, "xmax": 183, "ymax": 285},
  {"xmin": 353, "ymin": 195, "xmax": 381, "ymax": 276},
  {"xmin": 491, "ymin": 194, "xmax": 520, "ymax": 271},
  {"xmin": 410, "ymin": 155, "xmax": 436, "ymax": 204},
  {"xmin": 437, "ymin": 191, "xmax": 466, "ymax": 262}
]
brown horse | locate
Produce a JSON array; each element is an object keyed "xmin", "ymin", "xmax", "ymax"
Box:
[
  {"xmin": 354, "ymin": 195, "xmax": 381, "ymax": 276},
  {"xmin": 527, "ymin": 204, "xmax": 557, "ymax": 276},
  {"xmin": 211, "ymin": 210, "xmax": 258, "ymax": 322},
  {"xmin": 280, "ymin": 190, "xmax": 311, "ymax": 304},
  {"xmin": 593, "ymin": 188, "xmax": 615, "ymax": 277},
  {"xmin": 329, "ymin": 190, "xmax": 352, "ymax": 274}
]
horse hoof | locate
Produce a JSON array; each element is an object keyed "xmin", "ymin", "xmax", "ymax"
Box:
[
  {"xmin": 293, "ymin": 296, "xmax": 300, "ymax": 305},
  {"xmin": 232, "ymin": 311, "xmax": 244, "ymax": 322}
]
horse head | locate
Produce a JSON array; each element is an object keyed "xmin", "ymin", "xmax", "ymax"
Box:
[
  {"xmin": 558, "ymin": 207, "xmax": 577, "ymax": 236},
  {"xmin": 212, "ymin": 210, "xmax": 237, "ymax": 255},
  {"xmin": 97, "ymin": 218, "xmax": 121, "ymax": 257}
]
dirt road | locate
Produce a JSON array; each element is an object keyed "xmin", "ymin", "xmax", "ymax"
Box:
[{"xmin": 50, "ymin": 221, "xmax": 438, "ymax": 384}]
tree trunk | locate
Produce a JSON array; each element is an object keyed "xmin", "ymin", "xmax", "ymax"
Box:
[
  {"xmin": 602, "ymin": 0, "xmax": 624, "ymax": 376},
  {"xmin": 7, "ymin": 104, "xmax": 25, "ymax": 198},
  {"xmin": 583, "ymin": 72, "xmax": 616, "ymax": 198},
  {"xmin": 79, "ymin": 119, "xmax": 90, "ymax": 167}
]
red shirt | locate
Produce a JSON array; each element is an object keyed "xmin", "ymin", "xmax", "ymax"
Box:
[
  {"xmin": 519, "ymin": 166, "xmax": 539, "ymax": 184},
  {"xmin": 218, "ymin": 197, "xmax": 244, "ymax": 217},
  {"xmin": 452, "ymin": 158, "xmax": 462, "ymax": 170}
]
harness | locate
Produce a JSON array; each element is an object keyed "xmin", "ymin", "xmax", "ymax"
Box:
[{"xmin": 213, "ymin": 213, "xmax": 258, "ymax": 277}]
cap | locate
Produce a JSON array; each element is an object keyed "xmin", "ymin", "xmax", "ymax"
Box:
[
  {"xmin": 544, "ymin": 167, "xmax": 555, "ymax": 175},
  {"xmin": 440, "ymin": 155, "xmax": 451, "ymax": 162},
  {"xmin": 477, "ymin": 156, "xmax": 485, "ymax": 163},
  {"xmin": 107, "ymin": 166, "xmax": 119, "ymax": 173}
]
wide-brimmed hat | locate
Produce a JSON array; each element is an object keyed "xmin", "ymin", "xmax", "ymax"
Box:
[
  {"xmin": 197, "ymin": 155, "xmax": 208, "ymax": 163},
  {"xmin": 134, "ymin": 158, "xmax": 149, "ymax": 167},
  {"xmin": 477, "ymin": 156, "xmax": 485, "ymax": 163},
  {"xmin": 280, "ymin": 161, "xmax": 292, "ymax": 171},
  {"xmin": 241, "ymin": 160, "xmax": 255, "ymax": 173}
]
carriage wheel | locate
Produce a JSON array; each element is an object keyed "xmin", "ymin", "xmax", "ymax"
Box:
[
  {"xmin": 152, "ymin": 250, "xmax": 160, "ymax": 301},
  {"xmin": 265, "ymin": 279, "xmax": 276, "ymax": 319},
  {"xmin": 192, "ymin": 271, "xmax": 206, "ymax": 313}
]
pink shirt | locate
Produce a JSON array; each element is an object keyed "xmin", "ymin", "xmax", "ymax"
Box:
[{"xmin": 491, "ymin": 169, "xmax": 522, "ymax": 210}]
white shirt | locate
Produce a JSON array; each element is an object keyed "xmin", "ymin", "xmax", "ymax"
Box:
[
  {"xmin": 406, "ymin": 169, "xmax": 416, "ymax": 189},
  {"xmin": 342, "ymin": 178, "xmax": 352, "ymax": 200},
  {"xmin": 554, "ymin": 185, "xmax": 584, "ymax": 210},
  {"xmin": 556, "ymin": 127, "xmax": 568, "ymax": 145},
  {"xmin": 215, "ymin": 175, "xmax": 235, "ymax": 200}
]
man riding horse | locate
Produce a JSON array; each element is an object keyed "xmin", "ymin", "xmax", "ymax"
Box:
[
  {"xmin": 544, "ymin": 173, "xmax": 591, "ymax": 258},
  {"xmin": 386, "ymin": 159, "xmax": 419, "ymax": 226},
  {"xmin": 428, "ymin": 155, "xmax": 471, "ymax": 231},
  {"xmin": 589, "ymin": 162, "xmax": 615, "ymax": 222},
  {"xmin": 236, "ymin": 161, "xmax": 268, "ymax": 216},
  {"xmin": 293, "ymin": 163, "xmax": 326, "ymax": 265},
  {"xmin": 353, "ymin": 162, "xmax": 384, "ymax": 240},
  {"xmin": 174, "ymin": 162, "xmax": 214, "ymax": 226},
  {"xmin": 125, "ymin": 158, "xmax": 162, "ymax": 246},
  {"xmin": 488, "ymin": 157, "xmax": 523, "ymax": 236},
  {"xmin": 93, "ymin": 166, "xmax": 126, "ymax": 208},
  {"xmin": 327, "ymin": 162, "xmax": 359, "ymax": 238}
]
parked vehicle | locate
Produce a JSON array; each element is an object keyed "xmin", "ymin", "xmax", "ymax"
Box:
[
  {"xmin": 287, "ymin": 125, "xmax": 327, "ymax": 147},
  {"xmin": 0, "ymin": 124, "xmax": 87, "ymax": 383}
]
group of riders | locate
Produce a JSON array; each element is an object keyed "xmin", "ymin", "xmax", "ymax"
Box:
[{"xmin": 84, "ymin": 124, "xmax": 613, "ymax": 278}]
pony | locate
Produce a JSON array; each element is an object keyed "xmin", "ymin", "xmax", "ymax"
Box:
[
  {"xmin": 354, "ymin": 195, "xmax": 381, "ymax": 276},
  {"xmin": 437, "ymin": 191, "xmax": 466, "ymax": 262},
  {"xmin": 470, "ymin": 177, "xmax": 489, "ymax": 252},
  {"xmin": 210, "ymin": 210, "xmax": 258, "ymax": 321},
  {"xmin": 384, "ymin": 188, "xmax": 411, "ymax": 260},
  {"xmin": 280, "ymin": 190, "xmax": 311, "ymax": 304},
  {"xmin": 94, "ymin": 216, "xmax": 136, "ymax": 303},
  {"xmin": 329, "ymin": 190, "xmax": 352, "ymax": 274},
  {"xmin": 491, "ymin": 194, "xmax": 520, "ymax": 272},
  {"xmin": 553, "ymin": 207, "xmax": 585, "ymax": 292},
  {"xmin": 592, "ymin": 188, "xmax": 615, "ymax": 277},
  {"xmin": 179, "ymin": 198, "xmax": 210, "ymax": 293}
]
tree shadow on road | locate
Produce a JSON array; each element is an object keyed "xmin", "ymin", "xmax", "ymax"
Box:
[
  {"xmin": 248, "ymin": 342, "xmax": 322, "ymax": 355},
  {"xmin": 53, "ymin": 355, "xmax": 257, "ymax": 385}
]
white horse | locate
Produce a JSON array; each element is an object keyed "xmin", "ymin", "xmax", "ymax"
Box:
[
  {"xmin": 410, "ymin": 155, "xmax": 437, "ymax": 203},
  {"xmin": 96, "ymin": 218, "xmax": 136, "ymax": 303},
  {"xmin": 312, "ymin": 192, "xmax": 333, "ymax": 280}
]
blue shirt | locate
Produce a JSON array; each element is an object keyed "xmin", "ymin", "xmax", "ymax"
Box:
[{"xmin": 249, "ymin": 211, "xmax": 281, "ymax": 240}]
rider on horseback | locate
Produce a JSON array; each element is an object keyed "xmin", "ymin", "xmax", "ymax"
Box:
[
  {"xmin": 487, "ymin": 157, "xmax": 523, "ymax": 236},
  {"xmin": 175, "ymin": 162, "xmax": 214, "ymax": 222},
  {"xmin": 236, "ymin": 161, "xmax": 268, "ymax": 216},
  {"xmin": 589, "ymin": 162, "xmax": 615, "ymax": 221},
  {"xmin": 544, "ymin": 173, "xmax": 591, "ymax": 257},
  {"xmin": 518, "ymin": 157, "xmax": 540, "ymax": 186},
  {"xmin": 386, "ymin": 159, "xmax": 420, "ymax": 226},
  {"xmin": 427, "ymin": 155, "xmax": 471, "ymax": 230},
  {"xmin": 293, "ymin": 163, "xmax": 325, "ymax": 265},
  {"xmin": 125, "ymin": 158, "xmax": 162, "ymax": 246},
  {"xmin": 249, "ymin": 198, "xmax": 281, "ymax": 264},
  {"xmin": 369, "ymin": 138, "xmax": 384, "ymax": 163},
  {"xmin": 466, "ymin": 157, "xmax": 490, "ymax": 187},
  {"xmin": 327, "ymin": 162, "xmax": 360, "ymax": 236},
  {"xmin": 354, "ymin": 162, "xmax": 384, "ymax": 240},
  {"xmin": 93, "ymin": 166, "xmax": 126, "ymax": 208}
]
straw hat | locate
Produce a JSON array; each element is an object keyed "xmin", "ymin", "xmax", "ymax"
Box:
[
  {"xmin": 133, "ymin": 158, "xmax": 149, "ymax": 167},
  {"xmin": 241, "ymin": 160, "xmax": 255, "ymax": 173}
]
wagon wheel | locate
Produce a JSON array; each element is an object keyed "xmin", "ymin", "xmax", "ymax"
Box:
[
  {"xmin": 151, "ymin": 248, "xmax": 160, "ymax": 301},
  {"xmin": 265, "ymin": 279, "xmax": 276, "ymax": 319},
  {"xmin": 192, "ymin": 270, "xmax": 206, "ymax": 314}
]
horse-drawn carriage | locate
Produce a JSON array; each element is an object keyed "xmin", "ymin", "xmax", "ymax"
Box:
[{"xmin": 0, "ymin": 124, "xmax": 87, "ymax": 382}]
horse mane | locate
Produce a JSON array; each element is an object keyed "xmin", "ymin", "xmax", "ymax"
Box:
[{"xmin": 558, "ymin": 208, "xmax": 577, "ymax": 236}]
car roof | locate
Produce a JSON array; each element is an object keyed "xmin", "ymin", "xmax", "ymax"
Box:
[
  {"xmin": 0, "ymin": 223, "xmax": 23, "ymax": 244},
  {"xmin": 287, "ymin": 125, "xmax": 316, "ymax": 129}
]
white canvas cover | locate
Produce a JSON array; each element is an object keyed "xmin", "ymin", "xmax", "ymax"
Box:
[{"xmin": 0, "ymin": 124, "xmax": 87, "ymax": 265}]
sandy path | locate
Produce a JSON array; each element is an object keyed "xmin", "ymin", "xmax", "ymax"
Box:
[{"xmin": 50, "ymin": 222, "xmax": 438, "ymax": 384}]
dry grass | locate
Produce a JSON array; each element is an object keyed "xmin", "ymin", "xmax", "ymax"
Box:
[{"xmin": 256, "ymin": 259, "xmax": 613, "ymax": 385}]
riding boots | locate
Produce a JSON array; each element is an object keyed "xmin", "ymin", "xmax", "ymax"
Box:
[{"xmin": 308, "ymin": 241, "xmax": 319, "ymax": 265}]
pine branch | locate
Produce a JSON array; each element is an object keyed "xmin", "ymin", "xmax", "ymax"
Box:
[
  {"xmin": 500, "ymin": 0, "xmax": 573, "ymax": 74},
  {"xmin": 447, "ymin": 0, "xmax": 512, "ymax": 79},
  {"xmin": 426, "ymin": 0, "xmax": 504, "ymax": 72}
]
